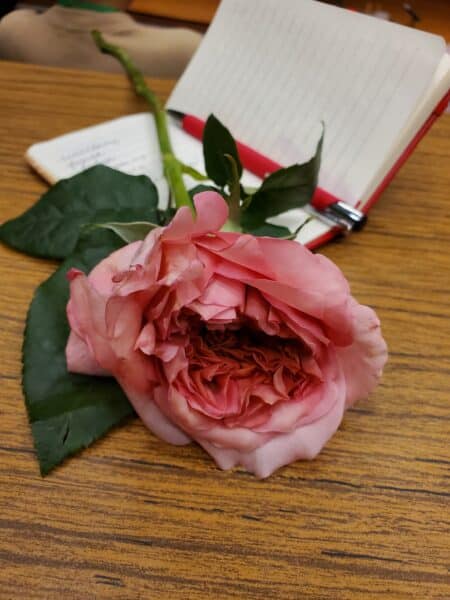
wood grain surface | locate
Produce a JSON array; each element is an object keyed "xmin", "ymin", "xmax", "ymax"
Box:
[
  {"xmin": 128, "ymin": 0, "xmax": 219, "ymax": 25},
  {"xmin": 0, "ymin": 61, "xmax": 449, "ymax": 599}
]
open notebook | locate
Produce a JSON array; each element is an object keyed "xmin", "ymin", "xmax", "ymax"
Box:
[{"xmin": 26, "ymin": 0, "xmax": 450, "ymax": 247}]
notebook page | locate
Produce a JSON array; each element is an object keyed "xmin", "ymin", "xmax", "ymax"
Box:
[
  {"xmin": 27, "ymin": 113, "xmax": 211, "ymax": 209},
  {"xmin": 167, "ymin": 0, "xmax": 445, "ymax": 206},
  {"xmin": 360, "ymin": 53, "xmax": 450, "ymax": 205},
  {"xmin": 25, "ymin": 112, "xmax": 331, "ymax": 246},
  {"xmin": 26, "ymin": 114, "xmax": 172, "ymax": 202}
]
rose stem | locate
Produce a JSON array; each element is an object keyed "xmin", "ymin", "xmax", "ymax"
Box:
[{"xmin": 91, "ymin": 30, "xmax": 194, "ymax": 213}]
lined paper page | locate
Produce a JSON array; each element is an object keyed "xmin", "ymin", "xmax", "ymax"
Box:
[
  {"xmin": 167, "ymin": 0, "xmax": 445, "ymax": 205},
  {"xmin": 27, "ymin": 114, "xmax": 172, "ymax": 204},
  {"xmin": 360, "ymin": 52, "xmax": 450, "ymax": 205},
  {"xmin": 26, "ymin": 114, "xmax": 214, "ymax": 209}
]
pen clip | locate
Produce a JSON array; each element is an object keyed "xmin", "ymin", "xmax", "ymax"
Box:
[
  {"xmin": 306, "ymin": 200, "xmax": 367, "ymax": 232},
  {"xmin": 320, "ymin": 201, "xmax": 367, "ymax": 232}
]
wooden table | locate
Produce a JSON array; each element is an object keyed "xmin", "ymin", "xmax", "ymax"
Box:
[
  {"xmin": 128, "ymin": 0, "xmax": 219, "ymax": 26},
  {"xmin": 0, "ymin": 61, "xmax": 449, "ymax": 599}
]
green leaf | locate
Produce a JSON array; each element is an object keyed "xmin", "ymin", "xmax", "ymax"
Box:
[
  {"xmin": 23, "ymin": 228, "xmax": 134, "ymax": 475},
  {"xmin": 92, "ymin": 221, "xmax": 158, "ymax": 243},
  {"xmin": 246, "ymin": 216, "xmax": 314, "ymax": 240},
  {"xmin": 242, "ymin": 130, "xmax": 323, "ymax": 230},
  {"xmin": 188, "ymin": 184, "xmax": 223, "ymax": 199},
  {"xmin": 0, "ymin": 165, "xmax": 159, "ymax": 259},
  {"xmin": 247, "ymin": 223, "xmax": 292, "ymax": 238},
  {"xmin": 203, "ymin": 114, "xmax": 242, "ymax": 187}
]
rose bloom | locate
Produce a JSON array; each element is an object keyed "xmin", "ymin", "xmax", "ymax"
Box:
[{"xmin": 66, "ymin": 193, "xmax": 387, "ymax": 478}]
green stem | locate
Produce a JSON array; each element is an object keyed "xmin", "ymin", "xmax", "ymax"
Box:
[
  {"xmin": 224, "ymin": 154, "xmax": 241, "ymax": 229},
  {"xmin": 178, "ymin": 162, "xmax": 208, "ymax": 181},
  {"xmin": 91, "ymin": 30, "xmax": 194, "ymax": 213}
]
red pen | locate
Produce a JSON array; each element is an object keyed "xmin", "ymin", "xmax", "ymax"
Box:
[{"xmin": 169, "ymin": 111, "xmax": 367, "ymax": 232}]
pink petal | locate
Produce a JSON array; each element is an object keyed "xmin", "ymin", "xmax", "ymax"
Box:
[
  {"xmin": 197, "ymin": 239, "xmax": 273, "ymax": 283},
  {"xmin": 158, "ymin": 243, "xmax": 203, "ymax": 286},
  {"xmin": 127, "ymin": 228, "xmax": 162, "ymax": 271},
  {"xmin": 199, "ymin": 389, "xmax": 346, "ymax": 478},
  {"xmin": 245, "ymin": 279, "xmax": 353, "ymax": 346},
  {"xmin": 199, "ymin": 275, "xmax": 245, "ymax": 309},
  {"xmin": 153, "ymin": 386, "xmax": 274, "ymax": 452},
  {"xmin": 154, "ymin": 342, "xmax": 182, "ymax": 362},
  {"xmin": 191, "ymin": 192, "xmax": 230, "ymax": 235},
  {"xmin": 199, "ymin": 233, "xmax": 354, "ymax": 345},
  {"xmin": 66, "ymin": 270, "xmax": 117, "ymax": 371},
  {"xmin": 135, "ymin": 322, "xmax": 156, "ymax": 355},
  {"xmin": 266, "ymin": 296, "xmax": 329, "ymax": 345},
  {"xmin": 199, "ymin": 233, "xmax": 276, "ymax": 279},
  {"xmin": 163, "ymin": 192, "xmax": 228, "ymax": 241},
  {"xmin": 105, "ymin": 295, "xmax": 144, "ymax": 358},
  {"xmin": 245, "ymin": 288, "xmax": 268, "ymax": 322},
  {"xmin": 188, "ymin": 301, "xmax": 237, "ymax": 321},
  {"xmin": 66, "ymin": 331, "xmax": 110, "ymax": 376},
  {"xmin": 67, "ymin": 270, "xmax": 155, "ymax": 396},
  {"xmin": 123, "ymin": 385, "xmax": 191, "ymax": 446},
  {"xmin": 335, "ymin": 300, "xmax": 388, "ymax": 407},
  {"xmin": 87, "ymin": 241, "xmax": 143, "ymax": 296},
  {"xmin": 256, "ymin": 237, "xmax": 350, "ymax": 296}
]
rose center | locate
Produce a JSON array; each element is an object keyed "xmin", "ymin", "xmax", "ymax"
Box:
[{"xmin": 178, "ymin": 324, "xmax": 315, "ymax": 424}]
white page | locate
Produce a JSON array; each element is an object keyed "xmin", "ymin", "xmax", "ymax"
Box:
[
  {"xmin": 26, "ymin": 113, "xmax": 330, "ymax": 245},
  {"xmin": 27, "ymin": 114, "xmax": 175, "ymax": 205},
  {"xmin": 27, "ymin": 113, "xmax": 212, "ymax": 209},
  {"xmin": 360, "ymin": 53, "xmax": 450, "ymax": 205},
  {"xmin": 167, "ymin": 0, "xmax": 445, "ymax": 206}
]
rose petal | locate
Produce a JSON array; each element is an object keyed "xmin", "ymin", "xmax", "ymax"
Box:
[
  {"xmin": 153, "ymin": 386, "xmax": 274, "ymax": 452},
  {"xmin": 335, "ymin": 299, "xmax": 388, "ymax": 407},
  {"xmin": 66, "ymin": 270, "xmax": 116, "ymax": 371},
  {"xmin": 66, "ymin": 330, "xmax": 110, "ymax": 376},
  {"xmin": 256, "ymin": 237, "xmax": 350, "ymax": 297},
  {"xmin": 198, "ymin": 274, "xmax": 245, "ymax": 309},
  {"xmin": 135, "ymin": 322, "xmax": 156, "ymax": 355},
  {"xmin": 199, "ymin": 232, "xmax": 276, "ymax": 279},
  {"xmin": 67, "ymin": 270, "xmax": 155, "ymax": 396},
  {"xmin": 87, "ymin": 241, "xmax": 143, "ymax": 296},
  {"xmin": 163, "ymin": 192, "xmax": 229, "ymax": 241},
  {"xmin": 246, "ymin": 279, "xmax": 353, "ymax": 345},
  {"xmin": 199, "ymin": 389, "xmax": 346, "ymax": 478},
  {"xmin": 122, "ymin": 385, "xmax": 191, "ymax": 446}
]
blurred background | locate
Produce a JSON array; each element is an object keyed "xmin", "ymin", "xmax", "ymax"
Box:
[{"xmin": 0, "ymin": 1, "xmax": 449, "ymax": 78}]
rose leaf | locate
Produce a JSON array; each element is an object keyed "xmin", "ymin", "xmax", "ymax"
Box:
[
  {"xmin": 91, "ymin": 221, "xmax": 159, "ymax": 243},
  {"xmin": 246, "ymin": 222, "xmax": 292, "ymax": 238},
  {"xmin": 202, "ymin": 114, "xmax": 242, "ymax": 187},
  {"xmin": 0, "ymin": 165, "xmax": 159, "ymax": 259},
  {"xmin": 23, "ymin": 228, "xmax": 135, "ymax": 475},
  {"xmin": 242, "ymin": 129, "xmax": 323, "ymax": 230},
  {"xmin": 189, "ymin": 184, "xmax": 223, "ymax": 198}
]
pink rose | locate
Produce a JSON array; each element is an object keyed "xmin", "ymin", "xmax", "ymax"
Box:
[{"xmin": 66, "ymin": 193, "xmax": 387, "ymax": 478}]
